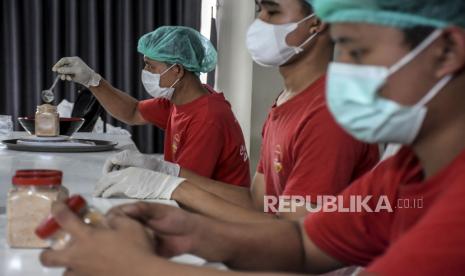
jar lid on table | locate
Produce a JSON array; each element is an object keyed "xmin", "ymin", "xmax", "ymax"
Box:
[
  {"xmin": 12, "ymin": 170, "xmax": 63, "ymax": 186},
  {"xmin": 35, "ymin": 195, "xmax": 87, "ymax": 239}
]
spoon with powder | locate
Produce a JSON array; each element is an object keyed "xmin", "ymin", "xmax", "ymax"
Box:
[{"xmin": 41, "ymin": 76, "xmax": 61, "ymax": 103}]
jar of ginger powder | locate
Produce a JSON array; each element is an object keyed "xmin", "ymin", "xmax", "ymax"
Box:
[
  {"xmin": 35, "ymin": 104, "xmax": 60, "ymax": 137},
  {"xmin": 7, "ymin": 170, "xmax": 68, "ymax": 248}
]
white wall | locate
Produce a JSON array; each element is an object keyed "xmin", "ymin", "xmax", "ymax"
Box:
[
  {"xmin": 214, "ymin": 0, "xmax": 284, "ymax": 172},
  {"xmin": 250, "ymin": 64, "xmax": 283, "ymax": 171},
  {"xmin": 215, "ymin": 0, "xmax": 255, "ymax": 152}
]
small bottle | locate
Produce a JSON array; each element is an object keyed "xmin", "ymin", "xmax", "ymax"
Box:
[
  {"xmin": 35, "ymin": 195, "xmax": 106, "ymax": 250},
  {"xmin": 35, "ymin": 104, "xmax": 60, "ymax": 137},
  {"xmin": 7, "ymin": 170, "xmax": 69, "ymax": 248}
]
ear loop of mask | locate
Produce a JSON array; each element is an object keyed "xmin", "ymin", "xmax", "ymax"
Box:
[
  {"xmin": 291, "ymin": 14, "xmax": 319, "ymax": 54},
  {"xmin": 162, "ymin": 64, "xmax": 181, "ymax": 89},
  {"xmin": 169, "ymin": 77, "xmax": 181, "ymax": 89},
  {"xmin": 296, "ymin": 13, "xmax": 315, "ymax": 27},
  {"xmin": 385, "ymin": 29, "xmax": 452, "ymax": 108},
  {"xmin": 161, "ymin": 63, "xmax": 177, "ymax": 76},
  {"xmin": 387, "ymin": 29, "xmax": 443, "ymax": 75},
  {"xmin": 142, "ymin": 56, "xmax": 176, "ymax": 75},
  {"xmin": 415, "ymin": 74, "xmax": 453, "ymax": 107}
]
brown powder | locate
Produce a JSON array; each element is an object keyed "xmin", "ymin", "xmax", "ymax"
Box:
[
  {"xmin": 7, "ymin": 186, "xmax": 68, "ymax": 248},
  {"xmin": 35, "ymin": 104, "xmax": 60, "ymax": 137}
]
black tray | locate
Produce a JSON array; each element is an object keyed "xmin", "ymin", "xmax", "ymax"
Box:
[{"xmin": 2, "ymin": 139, "xmax": 118, "ymax": 153}]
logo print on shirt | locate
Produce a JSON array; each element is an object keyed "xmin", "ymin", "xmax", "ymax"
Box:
[
  {"xmin": 240, "ymin": 145, "xmax": 249, "ymax": 162},
  {"xmin": 273, "ymin": 145, "xmax": 283, "ymax": 174},
  {"xmin": 172, "ymin": 133, "xmax": 181, "ymax": 156}
]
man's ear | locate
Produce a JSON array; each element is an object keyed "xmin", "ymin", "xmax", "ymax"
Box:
[
  {"xmin": 309, "ymin": 18, "xmax": 328, "ymax": 35},
  {"xmin": 174, "ymin": 64, "xmax": 185, "ymax": 79},
  {"xmin": 436, "ymin": 26, "xmax": 465, "ymax": 78}
]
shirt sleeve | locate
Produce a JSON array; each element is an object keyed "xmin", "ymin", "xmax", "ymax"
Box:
[
  {"xmin": 282, "ymin": 105, "xmax": 369, "ymax": 199},
  {"xmin": 138, "ymin": 98, "xmax": 172, "ymax": 130},
  {"xmin": 304, "ymin": 166, "xmax": 395, "ymax": 266},
  {"xmin": 175, "ymin": 120, "xmax": 224, "ymax": 178},
  {"xmin": 366, "ymin": 181, "xmax": 465, "ymax": 275}
]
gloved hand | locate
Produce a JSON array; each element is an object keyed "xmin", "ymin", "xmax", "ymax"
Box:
[
  {"xmin": 102, "ymin": 150, "xmax": 180, "ymax": 176},
  {"xmin": 94, "ymin": 167, "xmax": 186, "ymax": 200},
  {"xmin": 52, "ymin": 57, "xmax": 102, "ymax": 88}
]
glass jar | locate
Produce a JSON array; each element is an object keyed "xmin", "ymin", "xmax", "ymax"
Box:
[
  {"xmin": 7, "ymin": 170, "xmax": 69, "ymax": 248},
  {"xmin": 0, "ymin": 115, "xmax": 13, "ymax": 137},
  {"xmin": 35, "ymin": 195, "xmax": 106, "ymax": 250},
  {"xmin": 35, "ymin": 104, "xmax": 60, "ymax": 137}
]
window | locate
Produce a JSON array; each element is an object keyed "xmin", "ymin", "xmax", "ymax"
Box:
[{"xmin": 200, "ymin": 0, "xmax": 217, "ymax": 83}]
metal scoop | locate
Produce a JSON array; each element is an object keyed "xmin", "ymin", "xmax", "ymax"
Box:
[{"xmin": 41, "ymin": 76, "xmax": 61, "ymax": 103}]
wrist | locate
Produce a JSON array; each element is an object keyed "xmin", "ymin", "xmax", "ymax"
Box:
[
  {"xmin": 151, "ymin": 157, "xmax": 180, "ymax": 176},
  {"xmin": 190, "ymin": 215, "xmax": 235, "ymax": 263},
  {"xmin": 87, "ymin": 72, "xmax": 102, "ymax": 88},
  {"xmin": 168, "ymin": 162, "xmax": 180, "ymax": 176},
  {"xmin": 136, "ymin": 255, "xmax": 185, "ymax": 276},
  {"xmin": 131, "ymin": 254, "xmax": 163, "ymax": 276},
  {"xmin": 170, "ymin": 180, "xmax": 188, "ymax": 202}
]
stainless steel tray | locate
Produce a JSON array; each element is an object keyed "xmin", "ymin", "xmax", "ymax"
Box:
[{"xmin": 2, "ymin": 139, "xmax": 118, "ymax": 153}]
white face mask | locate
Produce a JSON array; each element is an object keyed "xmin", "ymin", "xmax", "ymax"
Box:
[
  {"xmin": 141, "ymin": 64, "xmax": 181, "ymax": 100},
  {"xmin": 327, "ymin": 29, "xmax": 453, "ymax": 144},
  {"xmin": 246, "ymin": 14, "xmax": 318, "ymax": 67}
]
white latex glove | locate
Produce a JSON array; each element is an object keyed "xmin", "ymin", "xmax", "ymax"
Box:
[
  {"xmin": 52, "ymin": 56, "xmax": 102, "ymax": 88},
  {"xmin": 102, "ymin": 150, "xmax": 180, "ymax": 176},
  {"xmin": 94, "ymin": 167, "xmax": 185, "ymax": 200}
]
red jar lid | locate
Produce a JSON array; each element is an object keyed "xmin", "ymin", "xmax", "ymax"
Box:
[
  {"xmin": 35, "ymin": 195, "xmax": 87, "ymax": 239},
  {"xmin": 13, "ymin": 170, "xmax": 62, "ymax": 186},
  {"xmin": 15, "ymin": 170, "xmax": 63, "ymax": 178}
]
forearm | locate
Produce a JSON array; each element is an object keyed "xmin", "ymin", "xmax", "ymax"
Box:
[
  {"xmin": 179, "ymin": 169, "xmax": 255, "ymax": 209},
  {"xmin": 89, "ymin": 79, "xmax": 142, "ymax": 125},
  {"xmin": 172, "ymin": 182, "xmax": 274, "ymax": 223},
  {"xmin": 145, "ymin": 257, "xmax": 311, "ymax": 276},
  {"xmin": 188, "ymin": 216, "xmax": 305, "ymax": 272}
]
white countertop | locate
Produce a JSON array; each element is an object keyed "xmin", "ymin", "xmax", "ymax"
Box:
[
  {"xmin": 0, "ymin": 132, "xmax": 138, "ymax": 208},
  {"xmin": 0, "ymin": 132, "xmax": 220, "ymax": 275}
]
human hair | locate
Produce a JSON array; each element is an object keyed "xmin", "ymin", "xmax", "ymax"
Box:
[
  {"xmin": 300, "ymin": 0, "xmax": 313, "ymax": 16},
  {"xmin": 254, "ymin": 0, "xmax": 313, "ymax": 16},
  {"xmin": 402, "ymin": 26, "xmax": 436, "ymax": 49}
]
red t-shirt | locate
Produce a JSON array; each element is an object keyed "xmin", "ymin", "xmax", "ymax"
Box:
[
  {"xmin": 305, "ymin": 147, "xmax": 465, "ymax": 275},
  {"xmin": 257, "ymin": 75, "xmax": 379, "ymax": 203},
  {"xmin": 138, "ymin": 86, "xmax": 250, "ymax": 187}
]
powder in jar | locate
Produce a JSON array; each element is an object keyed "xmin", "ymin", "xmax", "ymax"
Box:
[
  {"xmin": 35, "ymin": 104, "xmax": 60, "ymax": 137},
  {"xmin": 7, "ymin": 170, "xmax": 68, "ymax": 248}
]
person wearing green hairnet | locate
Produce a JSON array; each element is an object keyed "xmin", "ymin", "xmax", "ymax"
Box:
[
  {"xmin": 53, "ymin": 26, "xmax": 251, "ymax": 198},
  {"xmin": 41, "ymin": 1, "xmax": 465, "ymax": 275}
]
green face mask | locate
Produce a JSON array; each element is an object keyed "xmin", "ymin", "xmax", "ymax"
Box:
[{"xmin": 326, "ymin": 29, "xmax": 452, "ymax": 144}]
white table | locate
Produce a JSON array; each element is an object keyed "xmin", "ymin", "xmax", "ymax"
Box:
[
  {"xmin": 0, "ymin": 132, "xmax": 217, "ymax": 275},
  {"xmin": 0, "ymin": 132, "xmax": 138, "ymax": 205}
]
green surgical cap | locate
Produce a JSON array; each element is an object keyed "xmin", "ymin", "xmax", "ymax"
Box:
[
  {"xmin": 138, "ymin": 26, "xmax": 217, "ymax": 74},
  {"xmin": 310, "ymin": 0, "xmax": 465, "ymax": 29}
]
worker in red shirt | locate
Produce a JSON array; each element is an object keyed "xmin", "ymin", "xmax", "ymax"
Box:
[
  {"xmin": 53, "ymin": 26, "xmax": 251, "ymax": 188},
  {"xmin": 40, "ymin": 0, "xmax": 465, "ymax": 275},
  {"xmin": 93, "ymin": 0, "xmax": 379, "ymax": 220}
]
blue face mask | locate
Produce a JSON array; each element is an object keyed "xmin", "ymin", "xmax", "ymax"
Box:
[{"xmin": 327, "ymin": 29, "xmax": 452, "ymax": 144}]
